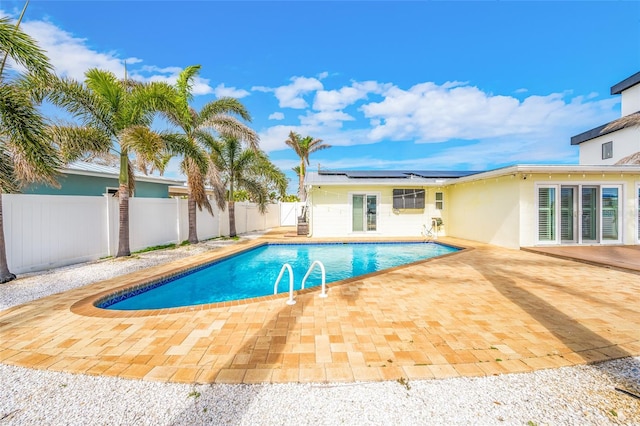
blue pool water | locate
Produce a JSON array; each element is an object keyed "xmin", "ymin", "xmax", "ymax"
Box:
[{"xmin": 100, "ymin": 242, "xmax": 458, "ymax": 310}]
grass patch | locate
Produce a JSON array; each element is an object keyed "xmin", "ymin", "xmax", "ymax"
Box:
[{"xmin": 133, "ymin": 243, "xmax": 177, "ymax": 254}]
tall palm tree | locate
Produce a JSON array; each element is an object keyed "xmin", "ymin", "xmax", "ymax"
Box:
[
  {"xmin": 0, "ymin": 15, "xmax": 59, "ymax": 283},
  {"xmin": 163, "ymin": 65, "xmax": 258, "ymax": 243},
  {"xmin": 47, "ymin": 68, "xmax": 176, "ymax": 257},
  {"xmin": 285, "ymin": 131, "xmax": 330, "ymax": 201},
  {"xmin": 209, "ymin": 134, "xmax": 286, "ymax": 237}
]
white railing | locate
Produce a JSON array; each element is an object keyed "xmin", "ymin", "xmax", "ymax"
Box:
[
  {"xmin": 301, "ymin": 260, "xmax": 327, "ymax": 298},
  {"xmin": 273, "ymin": 263, "xmax": 296, "ymax": 305},
  {"xmin": 273, "ymin": 260, "xmax": 328, "ymax": 305}
]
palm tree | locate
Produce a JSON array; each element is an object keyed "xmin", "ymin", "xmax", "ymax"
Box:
[
  {"xmin": 285, "ymin": 131, "xmax": 330, "ymax": 201},
  {"xmin": 209, "ymin": 134, "xmax": 286, "ymax": 237},
  {"xmin": 162, "ymin": 65, "xmax": 258, "ymax": 244},
  {"xmin": 0, "ymin": 14, "xmax": 60, "ymax": 283},
  {"xmin": 47, "ymin": 68, "xmax": 176, "ymax": 257}
]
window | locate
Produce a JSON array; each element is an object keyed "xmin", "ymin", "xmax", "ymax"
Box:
[
  {"xmin": 602, "ymin": 141, "xmax": 613, "ymax": 159},
  {"xmin": 392, "ymin": 189, "xmax": 425, "ymax": 209},
  {"xmin": 435, "ymin": 192, "xmax": 444, "ymax": 210}
]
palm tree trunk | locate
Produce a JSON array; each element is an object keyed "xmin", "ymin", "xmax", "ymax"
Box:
[
  {"xmin": 0, "ymin": 193, "xmax": 16, "ymax": 283},
  {"xmin": 116, "ymin": 183, "xmax": 130, "ymax": 257},
  {"xmin": 229, "ymin": 200, "xmax": 236, "ymax": 237},
  {"xmin": 299, "ymin": 161, "xmax": 306, "ymax": 201},
  {"xmin": 187, "ymin": 193, "xmax": 198, "ymax": 244}
]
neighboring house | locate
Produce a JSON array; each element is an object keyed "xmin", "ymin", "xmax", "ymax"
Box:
[
  {"xmin": 571, "ymin": 72, "xmax": 640, "ymax": 165},
  {"xmin": 305, "ymin": 73, "xmax": 640, "ymax": 249},
  {"xmin": 23, "ymin": 161, "xmax": 184, "ymax": 198}
]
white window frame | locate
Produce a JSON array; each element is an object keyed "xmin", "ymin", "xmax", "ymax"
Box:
[
  {"xmin": 435, "ymin": 191, "xmax": 444, "ymax": 210},
  {"xmin": 535, "ymin": 182, "xmax": 624, "ymax": 245}
]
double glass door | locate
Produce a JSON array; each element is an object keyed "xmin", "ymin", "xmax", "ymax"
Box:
[{"xmin": 538, "ymin": 184, "xmax": 620, "ymax": 244}]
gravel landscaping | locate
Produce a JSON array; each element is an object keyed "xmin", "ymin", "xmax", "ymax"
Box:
[{"xmin": 1, "ymin": 232, "xmax": 639, "ymax": 425}]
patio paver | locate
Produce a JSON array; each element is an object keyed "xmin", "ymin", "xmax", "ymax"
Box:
[{"xmin": 1, "ymin": 229, "xmax": 639, "ymax": 384}]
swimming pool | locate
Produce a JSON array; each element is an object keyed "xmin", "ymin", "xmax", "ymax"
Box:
[{"xmin": 99, "ymin": 242, "xmax": 459, "ymax": 310}]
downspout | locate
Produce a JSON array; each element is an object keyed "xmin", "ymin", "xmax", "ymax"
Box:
[{"xmin": 306, "ymin": 184, "xmax": 313, "ymax": 237}]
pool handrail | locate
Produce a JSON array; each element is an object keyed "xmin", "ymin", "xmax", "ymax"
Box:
[
  {"xmin": 274, "ymin": 263, "xmax": 296, "ymax": 305},
  {"xmin": 301, "ymin": 260, "xmax": 327, "ymax": 298}
]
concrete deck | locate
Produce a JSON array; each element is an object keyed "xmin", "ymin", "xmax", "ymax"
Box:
[{"xmin": 1, "ymin": 229, "xmax": 639, "ymax": 384}]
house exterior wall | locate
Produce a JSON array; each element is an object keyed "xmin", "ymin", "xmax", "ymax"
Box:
[
  {"xmin": 447, "ymin": 174, "xmax": 523, "ymax": 249},
  {"xmin": 309, "ymin": 185, "xmax": 444, "ymax": 238},
  {"xmin": 578, "ymin": 127, "xmax": 640, "ymax": 165},
  {"xmin": 621, "ymin": 84, "xmax": 640, "ymax": 116},
  {"xmin": 23, "ymin": 174, "xmax": 173, "ymax": 198}
]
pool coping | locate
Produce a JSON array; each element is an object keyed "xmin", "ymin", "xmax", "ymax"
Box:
[{"xmin": 71, "ymin": 238, "xmax": 468, "ymax": 318}]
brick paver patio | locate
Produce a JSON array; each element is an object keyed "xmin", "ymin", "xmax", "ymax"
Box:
[{"xmin": 1, "ymin": 230, "xmax": 639, "ymax": 384}]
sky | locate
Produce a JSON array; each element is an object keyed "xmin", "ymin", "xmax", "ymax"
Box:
[{"xmin": 3, "ymin": 1, "xmax": 640, "ymax": 194}]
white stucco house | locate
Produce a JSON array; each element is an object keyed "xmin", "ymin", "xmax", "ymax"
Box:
[
  {"xmin": 571, "ymin": 71, "xmax": 640, "ymax": 165},
  {"xmin": 304, "ymin": 73, "xmax": 640, "ymax": 249}
]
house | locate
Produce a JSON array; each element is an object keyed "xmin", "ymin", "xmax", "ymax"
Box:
[
  {"xmin": 571, "ymin": 72, "xmax": 640, "ymax": 165},
  {"xmin": 305, "ymin": 73, "xmax": 640, "ymax": 249},
  {"xmin": 305, "ymin": 166, "xmax": 640, "ymax": 248},
  {"xmin": 23, "ymin": 161, "xmax": 184, "ymax": 198}
]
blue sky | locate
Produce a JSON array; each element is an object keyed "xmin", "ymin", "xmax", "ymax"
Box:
[{"xmin": 3, "ymin": 1, "xmax": 640, "ymax": 194}]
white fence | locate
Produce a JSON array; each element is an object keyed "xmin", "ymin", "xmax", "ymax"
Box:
[
  {"xmin": 3, "ymin": 194, "xmax": 281, "ymax": 274},
  {"xmin": 280, "ymin": 202, "xmax": 305, "ymax": 226}
]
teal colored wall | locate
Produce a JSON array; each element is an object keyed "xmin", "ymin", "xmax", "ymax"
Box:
[{"xmin": 23, "ymin": 174, "xmax": 171, "ymax": 198}]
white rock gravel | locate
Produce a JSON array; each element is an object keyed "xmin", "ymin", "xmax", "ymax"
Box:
[{"xmin": 1, "ymin": 232, "xmax": 639, "ymax": 425}]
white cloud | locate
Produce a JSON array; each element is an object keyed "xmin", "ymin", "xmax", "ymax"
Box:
[
  {"xmin": 360, "ymin": 81, "xmax": 618, "ymax": 144},
  {"xmin": 252, "ymin": 76, "xmax": 323, "ymax": 109},
  {"xmin": 299, "ymin": 110, "xmax": 355, "ymax": 127},
  {"xmin": 268, "ymin": 112, "xmax": 285, "ymax": 120},
  {"xmin": 313, "ymin": 81, "xmax": 390, "ymax": 111},
  {"xmin": 13, "ymin": 14, "xmax": 214, "ymax": 95},
  {"xmin": 214, "ymin": 83, "xmax": 250, "ymax": 99},
  {"xmin": 20, "ymin": 19, "xmax": 136, "ymax": 80}
]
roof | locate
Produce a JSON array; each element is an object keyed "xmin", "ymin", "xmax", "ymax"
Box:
[
  {"xmin": 306, "ymin": 170, "xmax": 481, "ymax": 187},
  {"xmin": 62, "ymin": 161, "xmax": 185, "ymax": 185},
  {"xmin": 611, "ymin": 71, "xmax": 640, "ymax": 95},
  {"xmin": 570, "ymin": 111, "xmax": 640, "ymax": 145},
  {"xmin": 306, "ymin": 165, "xmax": 640, "ymax": 188}
]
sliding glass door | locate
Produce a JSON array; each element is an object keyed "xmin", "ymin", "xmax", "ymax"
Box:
[
  {"xmin": 352, "ymin": 194, "xmax": 377, "ymax": 232},
  {"xmin": 537, "ymin": 184, "xmax": 622, "ymax": 244}
]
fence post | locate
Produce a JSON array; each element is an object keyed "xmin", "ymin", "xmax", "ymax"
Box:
[{"xmin": 104, "ymin": 193, "xmax": 112, "ymax": 257}]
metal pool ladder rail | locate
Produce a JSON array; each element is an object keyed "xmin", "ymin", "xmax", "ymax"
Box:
[
  {"xmin": 302, "ymin": 260, "xmax": 327, "ymax": 298},
  {"xmin": 274, "ymin": 260, "xmax": 328, "ymax": 305},
  {"xmin": 274, "ymin": 263, "xmax": 296, "ymax": 305}
]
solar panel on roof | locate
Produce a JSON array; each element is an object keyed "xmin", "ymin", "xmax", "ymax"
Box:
[{"xmin": 318, "ymin": 170, "xmax": 482, "ymax": 179}]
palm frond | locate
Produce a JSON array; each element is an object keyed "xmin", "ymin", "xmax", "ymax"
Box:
[
  {"xmin": 176, "ymin": 65, "xmax": 201, "ymax": 102},
  {"xmin": 184, "ymin": 157, "xmax": 213, "ymax": 214},
  {"xmin": 0, "ymin": 16, "xmax": 52, "ymax": 79},
  {"xmin": 200, "ymin": 97, "xmax": 252, "ymax": 122},
  {"xmin": 0, "ymin": 83, "xmax": 60, "ymax": 186},
  {"xmin": 84, "ymin": 68, "xmax": 122, "ymax": 111},
  {"xmin": 48, "ymin": 124, "xmax": 112, "ymax": 163},
  {"xmin": 0, "ymin": 148, "xmax": 19, "ymax": 193},
  {"xmin": 120, "ymin": 126, "xmax": 167, "ymax": 173},
  {"xmin": 201, "ymin": 114, "xmax": 259, "ymax": 150},
  {"xmin": 47, "ymin": 76, "xmax": 115, "ymax": 134}
]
